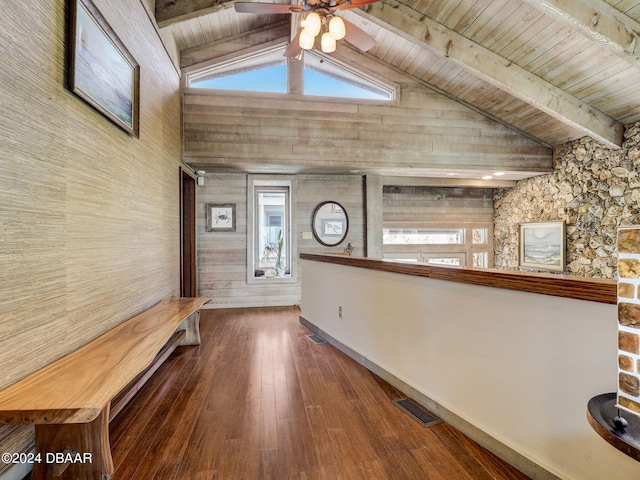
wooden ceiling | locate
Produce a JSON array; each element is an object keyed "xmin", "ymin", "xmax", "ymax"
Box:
[{"xmin": 156, "ymin": 0, "xmax": 640, "ymax": 176}]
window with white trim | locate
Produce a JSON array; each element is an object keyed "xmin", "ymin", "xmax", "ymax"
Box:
[
  {"xmin": 383, "ymin": 228, "xmax": 465, "ymax": 245},
  {"xmin": 186, "ymin": 46, "xmax": 396, "ymax": 101},
  {"xmin": 247, "ymin": 176, "xmax": 296, "ymax": 282}
]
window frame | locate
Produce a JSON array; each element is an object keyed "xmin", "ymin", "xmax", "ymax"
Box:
[
  {"xmin": 183, "ymin": 44, "xmax": 398, "ymax": 103},
  {"xmin": 382, "ymin": 228, "xmax": 466, "ymax": 245},
  {"xmin": 247, "ymin": 175, "xmax": 297, "ymax": 284}
]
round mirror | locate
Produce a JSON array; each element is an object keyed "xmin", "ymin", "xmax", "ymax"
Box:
[{"xmin": 312, "ymin": 201, "xmax": 349, "ymax": 247}]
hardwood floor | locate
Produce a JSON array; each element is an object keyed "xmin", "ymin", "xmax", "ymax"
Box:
[{"xmin": 109, "ymin": 306, "xmax": 530, "ymax": 480}]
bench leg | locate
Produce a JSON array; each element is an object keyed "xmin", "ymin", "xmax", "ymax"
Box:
[
  {"xmin": 32, "ymin": 409, "xmax": 113, "ymax": 480},
  {"xmin": 178, "ymin": 310, "xmax": 201, "ymax": 346}
]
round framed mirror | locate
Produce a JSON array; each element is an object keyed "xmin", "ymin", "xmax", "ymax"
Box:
[{"xmin": 312, "ymin": 201, "xmax": 349, "ymax": 247}]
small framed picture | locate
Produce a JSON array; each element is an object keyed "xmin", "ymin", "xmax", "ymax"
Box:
[
  {"xmin": 207, "ymin": 204, "xmax": 236, "ymax": 232},
  {"xmin": 519, "ymin": 221, "xmax": 565, "ymax": 272},
  {"xmin": 322, "ymin": 218, "xmax": 346, "ymax": 237}
]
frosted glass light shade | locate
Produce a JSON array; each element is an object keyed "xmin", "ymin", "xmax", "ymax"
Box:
[
  {"xmin": 299, "ymin": 30, "xmax": 315, "ymax": 50},
  {"xmin": 303, "ymin": 12, "xmax": 321, "ymax": 37},
  {"xmin": 321, "ymin": 32, "xmax": 336, "ymax": 53},
  {"xmin": 329, "ymin": 16, "xmax": 346, "ymax": 40}
]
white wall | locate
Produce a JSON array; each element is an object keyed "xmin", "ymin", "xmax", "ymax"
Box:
[{"xmin": 300, "ymin": 259, "xmax": 640, "ymax": 479}]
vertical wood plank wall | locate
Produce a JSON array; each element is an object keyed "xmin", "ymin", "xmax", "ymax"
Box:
[
  {"xmin": 0, "ymin": 0, "xmax": 182, "ymax": 471},
  {"xmin": 196, "ymin": 174, "xmax": 365, "ymax": 308}
]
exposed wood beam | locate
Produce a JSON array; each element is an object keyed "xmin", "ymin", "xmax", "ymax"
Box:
[
  {"xmin": 520, "ymin": 0, "xmax": 640, "ymax": 70},
  {"xmin": 156, "ymin": 0, "xmax": 235, "ymax": 27},
  {"xmin": 358, "ymin": 0, "xmax": 624, "ymax": 149}
]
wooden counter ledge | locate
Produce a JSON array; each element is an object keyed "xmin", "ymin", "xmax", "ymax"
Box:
[{"xmin": 300, "ymin": 253, "xmax": 617, "ymax": 305}]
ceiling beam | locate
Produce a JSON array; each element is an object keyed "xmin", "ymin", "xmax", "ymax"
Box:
[
  {"xmin": 156, "ymin": 0, "xmax": 235, "ymax": 27},
  {"xmin": 358, "ymin": 0, "xmax": 624, "ymax": 149},
  {"xmin": 520, "ymin": 0, "xmax": 640, "ymax": 70}
]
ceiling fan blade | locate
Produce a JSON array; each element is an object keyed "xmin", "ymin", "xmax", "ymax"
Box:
[
  {"xmin": 284, "ymin": 31, "xmax": 303, "ymax": 58},
  {"xmin": 343, "ymin": 18, "xmax": 376, "ymax": 51},
  {"xmin": 335, "ymin": 0, "xmax": 380, "ymax": 10},
  {"xmin": 234, "ymin": 2, "xmax": 300, "ymax": 14}
]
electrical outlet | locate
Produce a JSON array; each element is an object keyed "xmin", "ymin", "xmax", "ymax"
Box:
[{"xmin": 338, "ymin": 305, "xmax": 343, "ymax": 318}]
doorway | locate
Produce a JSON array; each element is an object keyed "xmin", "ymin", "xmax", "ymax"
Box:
[{"xmin": 180, "ymin": 168, "xmax": 197, "ymax": 297}]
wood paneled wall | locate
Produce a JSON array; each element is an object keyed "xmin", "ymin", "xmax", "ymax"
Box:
[
  {"xmin": 181, "ymin": 38, "xmax": 551, "ymax": 176},
  {"xmin": 383, "ymin": 186, "xmax": 495, "ymax": 266},
  {"xmin": 183, "ymin": 87, "xmax": 551, "ymax": 175},
  {"xmin": 297, "ymin": 175, "xmax": 365, "ymax": 258},
  {"xmin": 0, "ymin": 0, "xmax": 181, "ymax": 471},
  {"xmin": 196, "ymin": 174, "xmax": 364, "ymax": 308}
]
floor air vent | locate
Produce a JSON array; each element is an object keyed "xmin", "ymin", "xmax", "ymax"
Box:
[
  {"xmin": 307, "ymin": 333, "xmax": 327, "ymax": 345},
  {"xmin": 393, "ymin": 398, "xmax": 441, "ymax": 427}
]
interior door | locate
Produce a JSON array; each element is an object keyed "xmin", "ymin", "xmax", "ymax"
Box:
[{"xmin": 180, "ymin": 168, "xmax": 197, "ymax": 297}]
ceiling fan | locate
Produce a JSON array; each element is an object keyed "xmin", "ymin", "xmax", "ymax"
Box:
[{"xmin": 234, "ymin": 0, "xmax": 380, "ymax": 57}]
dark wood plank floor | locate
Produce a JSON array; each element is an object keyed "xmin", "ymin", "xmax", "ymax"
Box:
[{"xmin": 109, "ymin": 306, "xmax": 530, "ymax": 480}]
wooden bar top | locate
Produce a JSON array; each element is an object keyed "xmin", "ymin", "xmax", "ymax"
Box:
[{"xmin": 300, "ymin": 253, "xmax": 617, "ymax": 305}]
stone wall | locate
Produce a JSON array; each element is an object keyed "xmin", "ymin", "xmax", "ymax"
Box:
[{"xmin": 494, "ymin": 121, "xmax": 640, "ymax": 278}]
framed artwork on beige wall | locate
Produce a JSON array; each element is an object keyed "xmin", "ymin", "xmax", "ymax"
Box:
[
  {"xmin": 519, "ymin": 221, "xmax": 566, "ymax": 272},
  {"xmin": 69, "ymin": 0, "xmax": 140, "ymax": 137}
]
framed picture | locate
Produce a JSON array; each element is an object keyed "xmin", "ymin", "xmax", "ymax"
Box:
[
  {"xmin": 519, "ymin": 221, "xmax": 566, "ymax": 272},
  {"xmin": 322, "ymin": 218, "xmax": 346, "ymax": 237},
  {"xmin": 207, "ymin": 204, "xmax": 236, "ymax": 232},
  {"xmin": 69, "ymin": 0, "xmax": 140, "ymax": 137}
]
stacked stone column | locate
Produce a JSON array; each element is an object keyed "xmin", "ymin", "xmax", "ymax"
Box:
[{"xmin": 618, "ymin": 227, "xmax": 640, "ymax": 414}]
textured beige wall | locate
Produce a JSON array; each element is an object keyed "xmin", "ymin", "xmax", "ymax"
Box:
[{"xmin": 0, "ymin": 0, "xmax": 182, "ymax": 467}]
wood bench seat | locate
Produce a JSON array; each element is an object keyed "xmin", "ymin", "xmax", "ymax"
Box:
[{"xmin": 0, "ymin": 296, "xmax": 210, "ymax": 480}]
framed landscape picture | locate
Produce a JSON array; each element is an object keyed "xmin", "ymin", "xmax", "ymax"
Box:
[
  {"xmin": 519, "ymin": 221, "xmax": 566, "ymax": 272},
  {"xmin": 69, "ymin": 0, "xmax": 140, "ymax": 136},
  {"xmin": 207, "ymin": 204, "xmax": 236, "ymax": 232}
]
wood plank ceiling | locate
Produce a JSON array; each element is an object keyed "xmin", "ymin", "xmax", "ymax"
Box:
[{"xmin": 155, "ymin": 0, "xmax": 640, "ymax": 179}]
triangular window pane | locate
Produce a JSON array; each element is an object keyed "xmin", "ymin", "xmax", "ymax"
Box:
[
  {"xmin": 191, "ymin": 64, "xmax": 287, "ymax": 94},
  {"xmin": 188, "ymin": 47, "xmax": 287, "ymax": 94},
  {"xmin": 303, "ymin": 51, "xmax": 393, "ymax": 101}
]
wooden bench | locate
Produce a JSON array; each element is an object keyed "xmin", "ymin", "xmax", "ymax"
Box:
[{"xmin": 0, "ymin": 296, "xmax": 210, "ymax": 480}]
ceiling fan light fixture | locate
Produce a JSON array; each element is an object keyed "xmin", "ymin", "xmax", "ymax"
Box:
[
  {"xmin": 321, "ymin": 32, "xmax": 337, "ymax": 53},
  {"xmin": 302, "ymin": 12, "xmax": 322, "ymax": 37},
  {"xmin": 299, "ymin": 30, "xmax": 315, "ymax": 49},
  {"xmin": 329, "ymin": 16, "xmax": 346, "ymax": 40}
]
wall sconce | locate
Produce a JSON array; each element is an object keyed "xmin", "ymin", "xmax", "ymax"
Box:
[{"xmin": 196, "ymin": 170, "xmax": 205, "ymax": 186}]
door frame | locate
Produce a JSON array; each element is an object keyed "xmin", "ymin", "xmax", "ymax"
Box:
[{"xmin": 180, "ymin": 167, "xmax": 197, "ymax": 297}]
